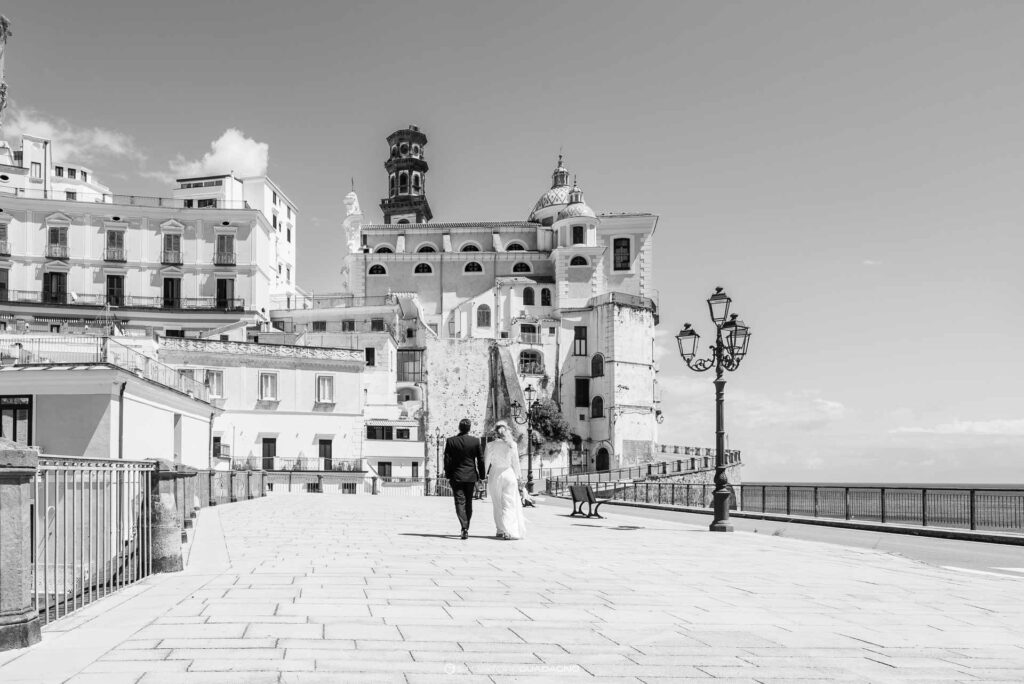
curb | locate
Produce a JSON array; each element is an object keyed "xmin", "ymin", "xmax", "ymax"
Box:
[{"xmin": 541, "ymin": 494, "xmax": 1024, "ymax": 546}]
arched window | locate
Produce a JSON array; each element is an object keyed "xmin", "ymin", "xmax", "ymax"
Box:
[
  {"xmin": 572, "ymin": 225, "xmax": 586, "ymax": 245},
  {"xmin": 569, "ymin": 256, "xmax": 588, "ymax": 266},
  {"xmin": 591, "ymin": 353, "xmax": 604, "ymax": 377},
  {"xmin": 414, "ymin": 263, "xmax": 433, "ymax": 274},
  {"xmin": 464, "ymin": 261, "xmax": 483, "ymax": 273},
  {"xmin": 417, "ymin": 244, "xmax": 436, "ymax": 253},
  {"xmin": 397, "ymin": 219, "xmax": 410, "ymax": 224},
  {"xmin": 519, "ymin": 349, "xmax": 543, "ymax": 375},
  {"xmin": 389, "ymin": 174, "xmax": 396, "ymax": 197},
  {"xmin": 523, "ymin": 287, "xmax": 535, "ymax": 306},
  {"xmin": 476, "ymin": 304, "xmax": 491, "ymax": 327},
  {"xmin": 506, "ymin": 242, "xmax": 525, "ymax": 251},
  {"xmin": 375, "ymin": 246, "xmax": 393, "ymax": 254},
  {"xmin": 512, "ymin": 262, "xmax": 531, "ymax": 273},
  {"xmin": 591, "ymin": 396, "xmax": 604, "ymax": 418},
  {"xmin": 460, "ymin": 244, "xmax": 479, "ymax": 252},
  {"xmin": 368, "ymin": 264, "xmax": 386, "ymax": 275},
  {"xmin": 399, "ymin": 172, "xmax": 409, "ymax": 194},
  {"xmin": 399, "ymin": 142, "xmax": 409, "ymax": 156},
  {"xmin": 541, "ymin": 288, "xmax": 551, "ymax": 306},
  {"xmin": 412, "ymin": 144, "xmax": 420, "ymax": 156},
  {"xmin": 412, "ymin": 172, "xmax": 421, "ymax": 193},
  {"xmin": 390, "ymin": 145, "xmax": 398, "ymax": 158}
]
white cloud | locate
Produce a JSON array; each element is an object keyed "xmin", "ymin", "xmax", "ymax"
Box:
[
  {"xmin": 168, "ymin": 128, "xmax": 268, "ymax": 179},
  {"xmin": 891, "ymin": 419, "xmax": 1024, "ymax": 436},
  {"xmin": 4, "ymin": 108, "xmax": 146, "ymax": 164},
  {"xmin": 862, "ymin": 259, "xmax": 882, "ymax": 266},
  {"xmin": 733, "ymin": 390, "xmax": 847, "ymax": 430}
]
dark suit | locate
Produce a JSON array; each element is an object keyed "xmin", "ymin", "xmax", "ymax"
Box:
[{"xmin": 444, "ymin": 433, "xmax": 485, "ymax": 532}]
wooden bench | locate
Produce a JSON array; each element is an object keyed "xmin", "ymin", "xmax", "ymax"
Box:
[{"xmin": 569, "ymin": 484, "xmax": 609, "ymax": 519}]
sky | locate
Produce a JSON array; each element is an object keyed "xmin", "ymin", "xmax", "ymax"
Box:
[{"xmin": 3, "ymin": 1, "xmax": 1023, "ymax": 483}]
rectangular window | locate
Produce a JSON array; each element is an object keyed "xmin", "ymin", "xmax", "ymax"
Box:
[
  {"xmin": 316, "ymin": 375, "xmax": 334, "ymax": 403},
  {"xmin": 216, "ymin": 278, "xmax": 235, "ymax": 309},
  {"xmin": 216, "ymin": 233, "xmax": 234, "ymax": 255},
  {"xmin": 43, "ymin": 272, "xmax": 67, "ymax": 304},
  {"xmin": 575, "ymin": 378, "xmax": 590, "ymax": 408},
  {"xmin": 573, "ymin": 326, "xmax": 588, "ymax": 356},
  {"xmin": 366, "ymin": 426, "xmax": 393, "ymax": 440},
  {"xmin": 178, "ymin": 369, "xmax": 195, "ymax": 381},
  {"xmin": 613, "ymin": 237, "xmax": 631, "ymax": 271},
  {"xmin": 341, "ymin": 320, "xmax": 355, "ymax": 332},
  {"xmin": 30, "ymin": 162, "xmax": 42, "ymax": 179},
  {"xmin": 311, "ymin": 321, "xmax": 326, "ymax": 332},
  {"xmin": 0, "ymin": 396, "xmax": 32, "ymax": 446},
  {"xmin": 365, "ymin": 347, "xmax": 375, "ymax": 367},
  {"xmin": 262, "ymin": 437, "xmax": 277, "ymax": 470},
  {"xmin": 305, "ymin": 481, "xmax": 322, "ymax": 493},
  {"xmin": 163, "ymin": 277, "xmax": 181, "ymax": 308},
  {"xmin": 319, "ymin": 439, "xmax": 333, "ymax": 470},
  {"xmin": 212, "ymin": 436, "xmax": 222, "ymax": 457},
  {"xmin": 106, "ymin": 230, "xmax": 124, "ymax": 249},
  {"xmin": 206, "ymin": 370, "xmax": 224, "ymax": 398},
  {"xmin": 378, "ymin": 462, "xmax": 393, "ymax": 478},
  {"xmin": 106, "ymin": 274, "xmax": 124, "ymax": 306},
  {"xmin": 65, "ymin": 191, "xmax": 77, "ymax": 201},
  {"xmin": 48, "ymin": 226, "xmax": 68, "ymax": 246},
  {"xmin": 272, "ymin": 191, "xmax": 278, "ymax": 205},
  {"xmin": 259, "ymin": 372, "xmax": 278, "ymax": 401},
  {"xmin": 273, "ymin": 215, "xmax": 278, "ymax": 229},
  {"xmin": 412, "ymin": 462, "xmax": 419, "ymax": 478},
  {"xmin": 55, "ymin": 166, "xmax": 64, "ymax": 177},
  {"xmin": 67, "ymin": 168, "xmax": 77, "ymax": 180},
  {"xmin": 572, "ymin": 225, "xmax": 585, "ymax": 245},
  {"xmin": 197, "ymin": 198, "xmax": 217, "ymax": 208},
  {"xmin": 0, "ymin": 270, "xmax": 8, "ymax": 301},
  {"xmin": 81, "ymin": 171, "xmax": 88, "ymax": 183},
  {"xmin": 183, "ymin": 199, "xmax": 194, "ymax": 208},
  {"xmin": 50, "ymin": 324, "xmax": 61, "ymax": 333},
  {"xmin": 370, "ymin": 318, "xmax": 384, "ymax": 332},
  {"xmin": 164, "ymin": 329, "xmax": 185, "ymax": 338},
  {"xmin": 287, "ymin": 228, "xmax": 292, "ymax": 243},
  {"xmin": 287, "ymin": 206, "xmax": 292, "ymax": 220},
  {"xmin": 396, "ymin": 428, "xmax": 410, "ymax": 440},
  {"xmin": 342, "ymin": 482, "xmax": 357, "ymax": 494},
  {"xmin": 286, "ymin": 267, "xmax": 291, "ymax": 282},
  {"xmin": 396, "ymin": 350, "xmax": 423, "ymax": 383}
]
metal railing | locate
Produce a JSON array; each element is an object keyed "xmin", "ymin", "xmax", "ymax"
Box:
[
  {"xmin": 519, "ymin": 361, "xmax": 545, "ymax": 375},
  {"xmin": 0, "ymin": 289, "xmax": 246, "ymax": 311},
  {"xmin": 104, "ymin": 248, "xmax": 126, "ymax": 262},
  {"xmin": 268, "ymin": 293, "xmax": 399, "ymax": 311},
  {"xmin": 32, "ymin": 456, "xmax": 154, "ymax": 626},
  {"xmin": 232, "ymin": 456, "xmax": 363, "ymax": 472},
  {"xmin": 214, "ymin": 251, "xmax": 236, "ymax": 266},
  {"xmin": 519, "ymin": 333, "xmax": 542, "ymax": 345},
  {"xmin": 546, "ymin": 454, "xmax": 741, "ymax": 493},
  {"xmin": 2, "ymin": 186, "xmax": 251, "ymax": 209},
  {"xmin": 161, "ymin": 250, "xmax": 183, "ymax": 265},
  {"xmin": 547, "ymin": 479, "xmax": 721, "ymax": 508},
  {"xmin": 46, "ymin": 244, "xmax": 69, "ymax": 259},
  {"xmin": 739, "ymin": 484, "xmax": 1024, "ymax": 533},
  {"xmin": 2, "ymin": 335, "xmax": 209, "ymax": 400}
]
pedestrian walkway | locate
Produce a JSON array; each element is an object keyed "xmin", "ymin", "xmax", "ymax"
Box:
[{"xmin": 2, "ymin": 494, "xmax": 1023, "ymax": 683}]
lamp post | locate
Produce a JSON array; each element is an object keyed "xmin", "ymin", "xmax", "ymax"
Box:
[
  {"xmin": 675, "ymin": 287, "xmax": 751, "ymax": 533},
  {"xmin": 510, "ymin": 384, "xmax": 539, "ymax": 494},
  {"xmin": 431, "ymin": 427, "xmax": 443, "ymax": 494}
]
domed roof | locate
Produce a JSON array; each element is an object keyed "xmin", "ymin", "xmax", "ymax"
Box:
[
  {"xmin": 527, "ymin": 155, "xmax": 572, "ymax": 222},
  {"xmin": 557, "ymin": 202, "xmax": 596, "ymax": 220},
  {"xmin": 556, "ymin": 184, "xmax": 596, "ymax": 220}
]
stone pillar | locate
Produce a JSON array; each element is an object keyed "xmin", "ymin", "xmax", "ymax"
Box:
[
  {"xmin": 0, "ymin": 441, "xmax": 42, "ymax": 651},
  {"xmin": 150, "ymin": 460, "xmax": 186, "ymax": 574}
]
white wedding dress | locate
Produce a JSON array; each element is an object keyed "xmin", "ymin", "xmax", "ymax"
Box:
[{"xmin": 485, "ymin": 438, "xmax": 527, "ymax": 540}]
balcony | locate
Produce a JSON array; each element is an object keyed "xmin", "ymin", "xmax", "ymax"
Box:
[
  {"xmin": 104, "ymin": 247, "xmax": 126, "ymax": 262},
  {"xmin": 214, "ymin": 251, "xmax": 236, "ymax": 266},
  {"xmin": 214, "ymin": 443, "xmax": 231, "ymax": 458},
  {"xmin": 0, "ymin": 241, "xmax": 9, "ymax": 256},
  {"xmin": 1, "ymin": 186, "xmax": 252, "ymax": 209},
  {"xmin": 519, "ymin": 361, "xmax": 545, "ymax": 375},
  {"xmin": 45, "ymin": 244, "xmax": 69, "ymax": 259},
  {"xmin": 161, "ymin": 250, "xmax": 183, "ymax": 265},
  {"xmin": 519, "ymin": 332, "xmax": 542, "ymax": 345},
  {"xmin": 1, "ymin": 289, "xmax": 246, "ymax": 311},
  {"xmin": 0, "ymin": 335, "xmax": 209, "ymax": 401}
]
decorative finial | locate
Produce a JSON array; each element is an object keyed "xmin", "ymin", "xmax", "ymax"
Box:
[{"xmin": 351, "ymin": 177, "xmax": 355, "ymax": 192}]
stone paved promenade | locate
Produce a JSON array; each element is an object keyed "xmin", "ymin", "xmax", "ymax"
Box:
[{"xmin": 1, "ymin": 494, "xmax": 1023, "ymax": 683}]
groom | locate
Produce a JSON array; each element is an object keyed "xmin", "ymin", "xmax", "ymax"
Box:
[{"xmin": 443, "ymin": 418, "xmax": 486, "ymax": 540}]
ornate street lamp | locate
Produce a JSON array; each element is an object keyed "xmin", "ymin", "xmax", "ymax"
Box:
[
  {"xmin": 431, "ymin": 427, "xmax": 443, "ymax": 491},
  {"xmin": 676, "ymin": 287, "xmax": 752, "ymax": 532},
  {"xmin": 510, "ymin": 383, "xmax": 539, "ymax": 494}
]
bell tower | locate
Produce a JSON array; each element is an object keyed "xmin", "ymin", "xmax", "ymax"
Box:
[{"xmin": 380, "ymin": 125, "xmax": 432, "ymax": 224}]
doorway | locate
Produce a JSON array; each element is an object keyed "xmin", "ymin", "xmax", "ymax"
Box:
[{"xmin": 596, "ymin": 448, "xmax": 610, "ymax": 472}]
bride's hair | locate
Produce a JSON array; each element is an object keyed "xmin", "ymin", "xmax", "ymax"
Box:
[{"xmin": 492, "ymin": 420, "xmax": 514, "ymax": 443}]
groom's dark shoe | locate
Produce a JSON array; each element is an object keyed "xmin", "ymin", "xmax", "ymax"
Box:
[{"xmin": 460, "ymin": 529, "xmax": 469, "ymax": 540}]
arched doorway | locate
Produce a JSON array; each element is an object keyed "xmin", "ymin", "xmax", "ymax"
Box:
[{"xmin": 596, "ymin": 448, "xmax": 610, "ymax": 472}]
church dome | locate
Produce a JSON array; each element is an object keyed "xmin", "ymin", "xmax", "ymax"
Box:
[
  {"xmin": 527, "ymin": 155, "xmax": 572, "ymax": 222},
  {"xmin": 556, "ymin": 184, "xmax": 595, "ymax": 220}
]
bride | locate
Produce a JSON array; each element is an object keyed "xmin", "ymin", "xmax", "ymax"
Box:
[{"xmin": 485, "ymin": 421, "xmax": 527, "ymax": 540}]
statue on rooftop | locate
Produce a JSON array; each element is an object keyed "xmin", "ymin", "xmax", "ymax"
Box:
[{"xmin": 0, "ymin": 15, "xmax": 11, "ymax": 128}]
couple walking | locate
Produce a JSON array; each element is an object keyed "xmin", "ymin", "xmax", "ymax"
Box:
[{"xmin": 444, "ymin": 418, "xmax": 526, "ymax": 540}]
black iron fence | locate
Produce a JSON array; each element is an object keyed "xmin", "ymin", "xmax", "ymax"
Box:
[
  {"xmin": 740, "ymin": 485, "xmax": 1024, "ymax": 533},
  {"xmin": 32, "ymin": 456, "xmax": 154, "ymax": 626}
]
